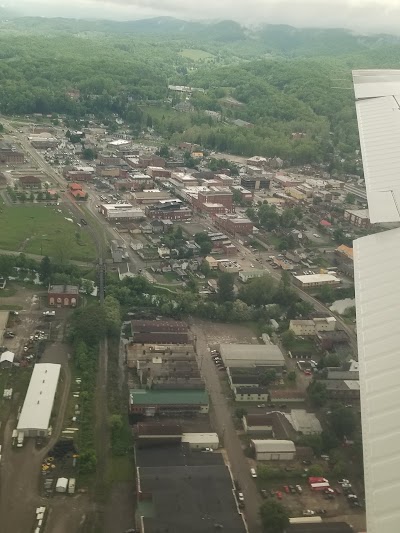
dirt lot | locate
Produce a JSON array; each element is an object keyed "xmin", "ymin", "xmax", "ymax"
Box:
[{"xmin": 200, "ymin": 320, "xmax": 259, "ymax": 346}]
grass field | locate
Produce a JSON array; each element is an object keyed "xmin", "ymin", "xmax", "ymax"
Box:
[
  {"xmin": 0, "ymin": 205, "xmax": 96, "ymax": 262},
  {"xmin": 179, "ymin": 49, "xmax": 215, "ymax": 61}
]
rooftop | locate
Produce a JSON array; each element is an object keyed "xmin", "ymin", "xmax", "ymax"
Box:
[
  {"xmin": 130, "ymin": 389, "xmax": 209, "ymax": 406},
  {"xmin": 286, "ymin": 522, "xmax": 354, "ymax": 533},
  {"xmin": 131, "ymin": 319, "xmax": 188, "ymax": 333},
  {"xmin": 251, "ymin": 439, "xmax": 295, "ymax": 453},
  {"xmin": 17, "ymin": 363, "xmax": 61, "ymax": 431},
  {"xmin": 336, "ymin": 244, "xmax": 354, "ymax": 260},
  {"xmin": 294, "ymin": 273, "xmax": 340, "ymax": 284},
  {"xmin": 345, "ymin": 208, "xmax": 370, "ymax": 218},
  {"xmin": 48, "ymin": 284, "xmax": 79, "ymax": 295},
  {"xmin": 219, "ymin": 343, "xmax": 285, "ymax": 365},
  {"xmin": 287, "ymin": 409, "xmax": 322, "ymax": 434}
]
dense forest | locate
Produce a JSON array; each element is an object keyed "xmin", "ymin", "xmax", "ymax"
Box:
[{"xmin": 1, "ymin": 15, "xmax": 400, "ymax": 168}]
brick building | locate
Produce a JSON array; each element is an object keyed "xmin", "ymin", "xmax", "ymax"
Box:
[
  {"xmin": 48, "ymin": 285, "xmax": 79, "ymax": 307},
  {"xmin": 19, "ymin": 175, "xmax": 41, "ymax": 189},
  {"xmin": 195, "ymin": 189, "xmax": 234, "ymax": 213},
  {"xmin": 0, "ymin": 142, "xmax": 24, "ymax": 164},
  {"xmin": 344, "ymin": 209, "xmax": 370, "ymax": 228},
  {"xmin": 214, "ymin": 214, "xmax": 254, "ymax": 237},
  {"xmin": 146, "ymin": 167, "xmax": 171, "ymax": 179},
  {"xmin": 64, "ymin": 170, "xmax": 93, "ymax": 182},
  {"xmin": 138, "ymin": 155, "xmax": 165, "ymax": 168}
]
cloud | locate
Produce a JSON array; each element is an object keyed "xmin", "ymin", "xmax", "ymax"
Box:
[{"xmin": 10, "ymin": 0, "xmax": 400, "ymax": 33}]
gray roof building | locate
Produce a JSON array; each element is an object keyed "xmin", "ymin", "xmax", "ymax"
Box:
[{"xmin": 219, "ymin": 343, "xmax": 285, "ymax": 368}]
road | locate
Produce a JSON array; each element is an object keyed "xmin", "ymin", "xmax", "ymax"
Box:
[{"xmin": 191, "ymin": 321, "xmax": 262, "ymax": 533}]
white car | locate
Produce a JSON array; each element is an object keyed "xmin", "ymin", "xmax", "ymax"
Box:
[
  {"xmin": 238, "ymin": 492, "xmax": 244, "ymax": 502},
  {"xmin": 250, "ymin": 468, "xmax": 257, "ymax": 478},
  {"xmin": 302, "ymin": 510, "xmax": 315, "ymax": 517}
]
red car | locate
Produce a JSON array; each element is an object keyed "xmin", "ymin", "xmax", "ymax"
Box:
[
  {"xmin": 304, "ymin": 370, "xmax": 312, "ymax": 376},
  {"xmin": 276, "ymin": 491, "xmax": 283, "ymax": 500},
  {"xmin": 283, "ymin": 485, "xmax": 289, "ymax": 494}
]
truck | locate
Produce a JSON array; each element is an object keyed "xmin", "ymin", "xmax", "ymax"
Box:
[
  {"xmin": 17, "ymin": 431, "xmax": 24, "ymax": 448},
  {"xmin": 68, "ymin": 478, "xmax": 76, "ymax": 494},
  {"xmin": 43, "ymin": 311, "xmax": 55, "ymax": 317}
]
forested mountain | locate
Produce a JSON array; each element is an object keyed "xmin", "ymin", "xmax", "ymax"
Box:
[{"xmin": 1, "ymin": 15, "xmax": 400, "ymax": 169}]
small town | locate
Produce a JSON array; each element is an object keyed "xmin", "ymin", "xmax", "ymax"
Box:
[{"xmin": 0, "ymin": 7, "xmax": 396, "ymax": 533}]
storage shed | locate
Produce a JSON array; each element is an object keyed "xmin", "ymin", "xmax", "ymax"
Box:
[
  {"xmin": 251, "ymin": 439, "xmax": 295, "ymax": 461},
  {"xmin": 181, "ymin": 432, "xmax": 219, "ymax": 450}
]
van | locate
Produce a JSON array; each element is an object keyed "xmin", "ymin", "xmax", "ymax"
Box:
[{"xmin": 250, "ymin": 468, "xmax": 257, "ymax": 478}]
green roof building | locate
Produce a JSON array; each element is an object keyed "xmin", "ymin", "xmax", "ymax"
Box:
[{"xmin": 130, "ymin": 389, "xmax": 209, "ymax": 417}]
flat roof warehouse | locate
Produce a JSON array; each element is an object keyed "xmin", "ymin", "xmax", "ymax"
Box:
[{"xmin": 17, "ymin": 363, "xmax": 61, "ymax": 437}]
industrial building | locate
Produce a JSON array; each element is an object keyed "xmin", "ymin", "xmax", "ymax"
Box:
[
  {"xmin": 289, "ymin": 317, "xmax": 337, "ymax": 336},
  {"xmin": 344, "ymin": 208, "xmax": 370, "ymax": 228},
  {"xmin": 293, "ymin": 273, "xmax": 341, "ymax": 289},
  {"xmin": 129, "ymin": 389, "xmax": 209, "ymax": 417},
  {"xmin": 100, "ymin": 203, "xmax": 145, "ymax": 220},
  {"xmin": 17, "ymin": 363, "xmax": 61, "ymax": 437},
  {"xmin": 181, "ymin": 433, "xmax": 219, "ymax": 450},
  {"xmin": 219, "ymin": 343, "xmax": 285, "ymax": 369},
  {"xmin": 286, "ymin": 410, "xmax": 322, "ymax": 435},
  {"xmin": 251, "ymin": 439, "xmax": 296, "ymax": 461}
]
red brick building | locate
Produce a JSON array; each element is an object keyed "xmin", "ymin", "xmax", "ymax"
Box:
[
  {"xmin": 65, "ymin": 170, "xmax": 93, "ymax": 182},
  {"xmin": 48, "ymin": 285, "xmax": 79, "ymax": 307},
  {"xmin": 147, "ymin": 167, "xmax": 171, "ymax": 179},
  {"xmin": 201, "ymin": 203, "xmax": 226, "ymax": 216},
  {"xmin": 214, "ymin": 214, "xmax": 253, "ymax": 237},
  {"xmin": 19, "ymin": 175, "xmax": 41, "ymax": 189},
  {"xmin": 195, "ymin": 190, "xmax": 233, "ymax": 213},
  {"xmin": 0, "ymin": 142, "xmax": 24, "ymax": 164},
  {"xmin": 138, "ymin": 155, "xmax": 165, "ymax": 168}
]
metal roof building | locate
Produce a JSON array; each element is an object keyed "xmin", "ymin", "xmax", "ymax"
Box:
[
  {"xmin": 352, "ymin": 69, "xmax": 400, "ymax": 533},
  {"xmin": 219, "ymin": 343, "xmax": 285, "ymax": 368},
  {"xmin": 17, "ymin": 363, "xmax": 61, "ymax": 437}
]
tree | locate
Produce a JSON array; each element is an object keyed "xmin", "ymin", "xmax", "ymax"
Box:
[
  {"xmin": 318, "ymin": 284, "xmax": 335, "ymax": 303},
  {"xmin": 200, "ymin": 260, "xmax": 210, "ymax": 277},
  {"xmin": 259, "ymin": 369, "xmax": 277, "ymax": 387},
  {"xmin": 81, "ymin": 279, "xmax": 94, "ymax": 295},
  {"xmin": 287, "ymin": 371, "xmax": 297, "ymax": 383},
  {"xmin": 308, "ymin": 464, "xmax": 324, "ymax": 477},
  {"xmin": 307, "ymin": 380, "xmax": 328, "ymax": 407},
  {"xmin": 157, "ymin": 144, "xmax": 170, "ymax": 158},
  {"xmin": 217, "ymin": 272, "xmax": 234, "ymax": 304},
  {"xmin": 330, "ymin": 404, "xmax": 356, "ymax": 439},
  {"xmin": 345, "ymin": 193, "xmax": 356, "ymax": 204},
  {"xmin": 259, "ymin": 500, "xmax": 289, "ymax": 533},
  {"xmin": 79, "ymin": 449, "xmax": 97, "ymax": 473},
  {"xmin": 281, "ymin": 329, "xmax": 295, "ymax": 348},
  {"xmin": 39, "ymin": 255, "xmax": 52, "ymax": 283},
  {"xmin": 235, "ymin": 407, "xmax": 247, "ymax": 419},
  {"xmin": 238, "ymin": 275, "xmax": 276, "ymax": 307},
  {"xmin": 82, "ymin": 147, "xmax": 97, "ymax": 160}
]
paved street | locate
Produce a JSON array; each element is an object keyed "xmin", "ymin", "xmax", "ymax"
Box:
[{"xmin": 191, "ymin": 322, "xmax": 262, "ymax": 533}]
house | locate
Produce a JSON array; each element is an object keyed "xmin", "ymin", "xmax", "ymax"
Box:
[
  {"xmin": 204, "ymin": 256, "xmax": 219, "ymax": 270},
  {"xmin": 48, "ymin": 285, "xmax": 79, "ymax": 307},
  {"xmin": 251, "ymin": 439, "xmax": 296, "ymax": 461},
  {"xmin": 234, "ymin": 386, "xmax": 269, "ymax": 402},
  {"xmin": 0, "ymin": 350, "xmax": 15, "ymax": 368},
  {"xmin": 286, "ymin": 410, "xmax": 322, "ymax": 435},
  {"xmin": 289, "ymin": 317, "xmax": 337, "ymax": 336},
  {"xmin": 110, "ymin": 240, "xmax": 127, "ymax": 263},
  {"xmin": 129, "ymin": 389, "xmax": 209, "ymax": 416},
  {"xmin": 19, "ymin": 175, "xmax": 41, "ymax": 189},
  {"xmin": 118, "ymin": 263, "xmax": 136, "ymax": 281}
]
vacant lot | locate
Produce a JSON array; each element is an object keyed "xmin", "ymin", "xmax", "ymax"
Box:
[
  {"xmin": 179, "ymin": 48, "xmax": 215, "ymax": 61},
  {"xmin": 0, "ymin": 205, "xmax": 96, "ymax": 261}
]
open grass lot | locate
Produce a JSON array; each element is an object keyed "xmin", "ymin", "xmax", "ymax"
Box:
[
  {"xmin": 0, "ymin": 205, "xmax": 96, "ymax": 262},
  {"xmin": 179, "ymin": 48, "xmax": 215, "ymax": 61}
]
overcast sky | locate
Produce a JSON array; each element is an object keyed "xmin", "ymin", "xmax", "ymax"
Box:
[{"xmin": 8, "ymin": 0, "xmax": 400, "ymax": 33}]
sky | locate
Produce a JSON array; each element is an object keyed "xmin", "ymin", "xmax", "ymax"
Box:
[{"xmin": 7, "ymin": 0, "xmax": 400, "ymax": 33}]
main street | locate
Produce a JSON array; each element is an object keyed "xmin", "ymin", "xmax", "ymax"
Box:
[{"xmin": 191, "ymin": 321, "xmax": 262, "ymax": 533}]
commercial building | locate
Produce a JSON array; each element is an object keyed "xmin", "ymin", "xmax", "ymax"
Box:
[
  {"xmin": 335, "ymin": 244, "xmax": 354, "ymax": 277},
  {"xmin": 323, "ymin": 379, "xmax": 360, "ymax": 401},
  {"xmin": 293, "ymin": 273, "xmax": 341, "ymax": 289},
  {"xmin": 28, "ymin": 133, "xmax": 59, "ymax": 149},
  {"xmin": 315, "ymin": 330, "xmax": 349, "ymax": 351},
  {"xmin": 131, "ymin": 319, "xmax": 190, "ymax": 345},
  {"xmin": 19, "ymin": 175, "xmax": 41, "ymax": 189},
  {"xmin": 137, "ymin": 358, "xmax": 203, "ymax": 390},
  {"xmin": 64, "ymin": 170, "xmax": 93, "ymax": 182},
  {"xmin": 100, "ymin": 203, "xmax": 145, "ymax": 220},
  {"xmin": 286, "ymin": 410, "xmax": 322, "ymax": 435},
  {"xmin": 181, "ymin": 433, "xmax": 219, "ymax": 450},
  {"xmin": 132, "ymin": 190, "xmax": 171, "ymax": 205},
  {"xmin": 145, "ymin": 200, "xmax": 192, "ymax": 221},
  {"xmin": 246, "ymin": 156, "xmax": 269, "ymax": 168},
  {"xmin": 251, "ymin": 439, "xmax": 295, "ymax": 461},
  {"xmin": 243, "ymin": 414, "xmax": 276, "ymax": 437},
  {"xmin": 48, "ymin": 285, "xmax": 79, "ymax": 307},
  {"xmin": 129, "ymin": 389, "xmax": 209, "ymax": 416},
  {"xmin": 146, "ymin": 166, "xmax": 171, "ymax": 179},
  {"xmin": 204, "ymin": 256, "xmax": 219, "ymax": 270},
  {"xmin": 0, "ymin": 142, "xmax": 24, "ymax": 164},
  {"xmin": 344, "ymin": 208, "xmax": 370, "ymax": 228},
  {"xmin": 289, "ymin": 317, "xmax": 337, "ymax": 336},
  {"xmin": 219, "ymin": 343, "xmax": 285, "ymax": 369},
  {"xmin": 69, "ymin": 182, "xmax": 86, "ymax": 200},
  {"xmin": 196, "ymin": 190, "xmax": 234, "ymax": 213},
  {"xmin": 269, "ymin": 389, "xmax": 306, "ymax": 403},
  {"xmin": 239, "ymin": 270, "xmax": 266, "ymax": 282},
  {"xmin": 17, "ymin": 363, "xmax": 61, "ymax": 437},
  {"xmin": 234, "ymin": 386, "xmax": 269, "ymax": 402},
  {"xmin": 214, "ymin": 214, "xmax": 254, "ymax": 237},
  {"xmin": 135, "ymin": 445, "xmax": 246, "ymax": 533}
]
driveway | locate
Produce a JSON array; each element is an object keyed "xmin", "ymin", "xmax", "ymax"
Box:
[{"xmin": 191, "ymin": 321, "xmax": 262, "ymax": 533}]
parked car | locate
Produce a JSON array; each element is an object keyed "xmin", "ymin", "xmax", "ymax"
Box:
[
  {"xmin": 237, "ymin": 492, "xmax": 244, "ymax": 502},
  {"xmin": 289, "ymin": 485, "xmax": 296, "ymax": 494},
  {"xmin": 296, "ymin": 485, "xmax": 302, "ymax": 494},
  {"xmin": 276, "ymin": 491, "xmax": 282, "ymax": 500},
  {"xmin": 302, "ymin": 510, "xmax": 315, "ymax": 517},
  {"xmin": 257, "ymin": 404, "xmax": 265, "ymax": 408}
]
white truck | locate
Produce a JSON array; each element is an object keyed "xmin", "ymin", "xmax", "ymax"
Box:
[
  {"xmin": 17, "ymin": 431, "xmax": 24, "ymax": 448},
  {"xmin": 43, "ymin": 311, "xmax": 55, "ymax": 317}
]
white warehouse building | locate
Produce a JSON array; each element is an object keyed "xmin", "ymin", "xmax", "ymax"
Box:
[
  {"xmin": 251, "ymin": 439, "xmax": 296, "ymax": 461},
  {"xmin": 17, "ymin": 363, "xmax": 61, "ymax": 437},
  {"xmin": 100, "ymin": 203, "xmax": 145, "ymax": 220}
]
